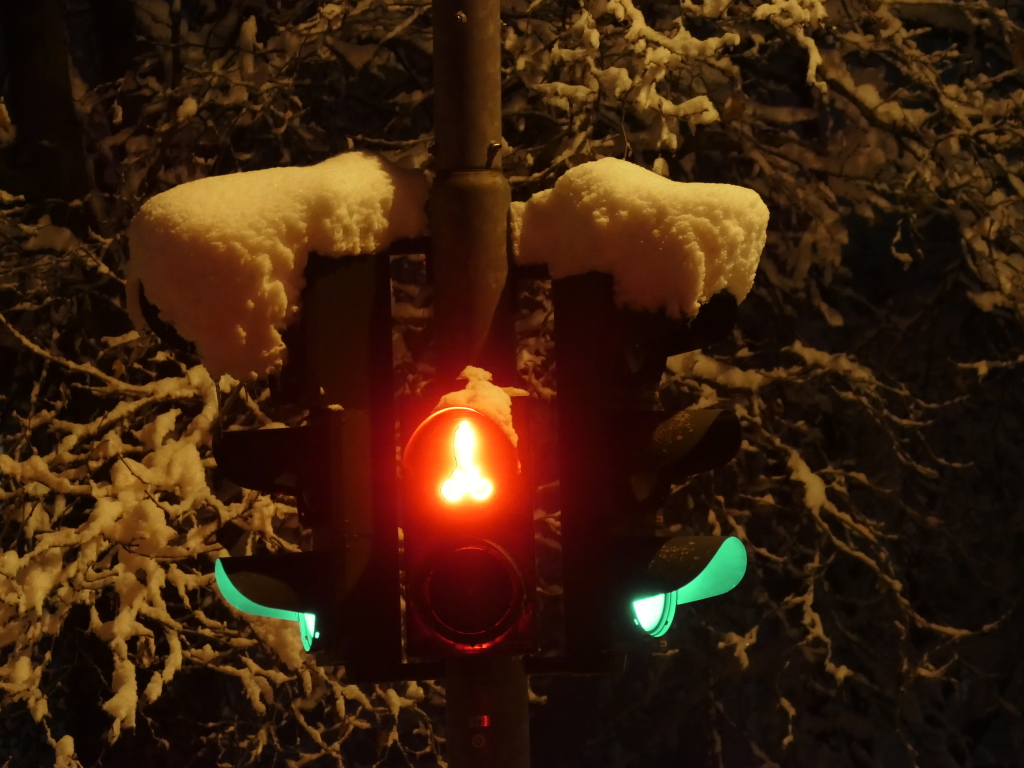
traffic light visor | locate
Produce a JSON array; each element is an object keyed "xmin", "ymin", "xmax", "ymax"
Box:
[
  {"xmin": 215, "ymin": 558, "xmax": 320, "ymax": 651},
  {"xmin": 631, "ymin": 536, "xmax": 747, "ymax": 637}
]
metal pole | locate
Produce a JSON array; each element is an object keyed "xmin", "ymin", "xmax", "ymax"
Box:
[
  {"xmin": 430, "ymin": 0, "xmax": 515, "ymax": 387},
  {"xmin": 431, "ymin": 0, "xmax": 530, "ymax": 765},
  {"xmin": 445, "ymin": 656, "xmax": 531, "ymax": 768}
]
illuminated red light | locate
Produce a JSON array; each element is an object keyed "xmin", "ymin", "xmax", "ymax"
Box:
[
  {"xmin": 440, "ymin": 421, "xmax": 494, "ymax": 503},
  {"xmin": 402, "ymin": 406, "xmax": 517, "ymax": 518},
  {"xmin": 402, "ymin": 406, "xmax": 535, "ymax": 655}
]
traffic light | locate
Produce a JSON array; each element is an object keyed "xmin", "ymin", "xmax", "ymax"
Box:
[
  {"xmin": 616, "ymin": 407, "xmax": 748, "ymax": 638},
  {"xmin": 553, "ymin": 272, "xmax": 748, "ymax": 667},
  {"xmin": 401, "ymin": 405, "xmax": 536, "ymax": 658},
  {"xmin": 211, "ymin": 254, "xmax": 402, "ymax": 678},
  {"xmin": 629, "ymin": 536, "xmax": 747, "ymax": 638},
  {"xmin": 212, "ymin": 407, "xmax": 401, "ymax": 669},
  {"xmin": 214, "ymin": 552, "xmax": 322, "ymax": 650}
]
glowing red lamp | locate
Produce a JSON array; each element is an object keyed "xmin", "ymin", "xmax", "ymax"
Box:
[
  {"xmin": 401, "ymin": 406, "xmax": 535, "ymax": 657},
  {"xmin": 440, "ymin": 420, "xmax": 495, "ymax": 503}
]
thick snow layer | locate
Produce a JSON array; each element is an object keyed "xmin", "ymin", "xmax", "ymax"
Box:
[
  {"xmin": 127, "ymin": 152, "xmax": 429, "ymax": 379},
  {"xmin": 513, "ymin": 158, "xmax": 769, "ymax": 317},
  {"xmin": 434, "ymin": 367, "xmax": 528, "ymax": 447}
]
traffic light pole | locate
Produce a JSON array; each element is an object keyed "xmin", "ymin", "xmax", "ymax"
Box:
[
  {"xmin": 431, "ymin": 0, "xmax": 530, "ymax": 766},
  {"xmin": 430, "ymin": 0, "xmax": 515, "ymax": 387},
  {"xmin": 445, "ymin": 656, "xmax": 530, "ymax": 768}
]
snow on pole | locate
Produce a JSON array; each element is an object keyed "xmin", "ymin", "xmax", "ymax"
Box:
[
  {"xmin": 126, "ymin": 151, "xmax": 428, "ymax": 380},
  {"xmin": 512, "ymin": 157, "xmax": 769, "ymax": 317}
]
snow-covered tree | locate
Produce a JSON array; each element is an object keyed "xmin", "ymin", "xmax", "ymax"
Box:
[{"xmin": 1, "ymin": 0, "xmax": 1021, "ymax": 765}]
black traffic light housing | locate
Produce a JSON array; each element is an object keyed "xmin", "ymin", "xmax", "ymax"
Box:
[
  {"xmin": 212, "ymin": 254, "xmax": 403, "ymax": 678},
  {"xmin": 554, "ymin": 271, "xmax": 747, "ymax": 668}
]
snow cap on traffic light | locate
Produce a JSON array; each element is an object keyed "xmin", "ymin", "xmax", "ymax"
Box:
[
  {"xmin": 126, "ymin": 151, "xmax": 429, "ymax": 380},
  {"xmin": 511, "ymin": 157, "xmax": 768, "ymax": 318}
]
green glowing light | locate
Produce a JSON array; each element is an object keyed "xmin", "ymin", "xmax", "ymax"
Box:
[
  {"xmin": 299, "ymin": 612, "xmax": 318, "ymax": 652},
  {"xmin": 632, "ymin": 592, "xmax": 676, "ymax": 638},
  {"xmin": 631, "ymin": 536, "xmax": 747, "ymax": 637},
  {"xmin": 215, "ymin": 560, "xmax": 318, "ymax": 652},
  {"xmin": 674, "ymin": 536, "xmax": 747, "ymax": 606}
]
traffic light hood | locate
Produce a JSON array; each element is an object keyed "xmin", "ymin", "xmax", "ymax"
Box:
[
  {"xmin": 628, "ymin": 535, "xmax": 747, "ymax": 600},
  {"xmin": 646, "ymin": 409, "xmax": 741, "ymax": 473},
  {"xmin": 626, "ymin": 408, "xmax": 742, "ymax": 503},
  {"xmin": 621, "ymin": 291, "xmax": 739, "ymax": 386},
  {"xmin": 631, "ymin": 536, "xmax": 747, "ymax": 638},
  {"xmin": 213, "ymin": 426, "xmax": 305, "ymax": 497},
  {"xmin": 215, "ymin": 552, "xmax": 332, "ymax": 651}
]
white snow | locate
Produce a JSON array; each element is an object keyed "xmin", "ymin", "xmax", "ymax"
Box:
[
  {"xmin": 52, "ymin": 735, "xmax": 77, "ymax": 768},
  {"xmin": 126, "ymin": 151, "xmax": 429, "ymax": 380},
  {"xmin": 128, "ymin": 153, "xmax": 765, "ymax": 383},
  {"xmin": 23, "ymin": 215, "xmax": 80, "ymax": 252},
  {"xmin": 434, "ymin": 367, "xmax": 528, "ymax": 447},
  {"xmin": 102, "ymin": 657, "xmax": 138, "ymax": 740},
  {"xmin": 513, "ymin": 157, "xmax": 769, "ymax": 317}
]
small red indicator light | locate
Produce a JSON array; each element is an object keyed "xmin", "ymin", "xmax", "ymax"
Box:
[{"xmin": 440, "ymin": 420, "xmax": 494, "ymax": 503}]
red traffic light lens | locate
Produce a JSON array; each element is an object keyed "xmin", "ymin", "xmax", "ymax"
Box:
[
  {"xmin": 423, "ymin": 541, "xmax": 523, "ymax": 644},
  {"xmin": 403, "ymin": 406, "xmax": 533, "ymax": 654},
  {"xmin": 402, "ymin": 407, "xmax": 517, "ymax": 514}
]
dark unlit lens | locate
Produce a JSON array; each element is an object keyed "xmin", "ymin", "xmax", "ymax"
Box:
[{"xmin": 427, "ymin": 546, "xmax": 516, "ymax": 636}]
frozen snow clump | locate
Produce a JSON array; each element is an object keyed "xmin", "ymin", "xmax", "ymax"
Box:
[
  {"xmin": 127, "ymin": 152, "xmax": 429, "ymax": 379},
  {"xmin": 435, "ymin": 367, "xmax": 528, "ymax": 447},
  {"xmin": 513, "ymin": 158, "xmax": 768, "ymax": 316}
]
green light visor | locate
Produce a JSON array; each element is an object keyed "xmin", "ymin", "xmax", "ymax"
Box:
[
  {"xmin": 215, "ymin": 560, "xmax": 319, "ymax": 651},
  {"xmin": 632, "ymin": 536, "xmax": 747, "ymax": 638}
]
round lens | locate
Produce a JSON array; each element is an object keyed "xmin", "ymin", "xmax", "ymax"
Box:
[
  {"xmin": 632, "ymin": 592, "xmax": 676, "ymax": 638},
  {"xmin": 426, "ymin": 544, "xmax": 521, "ymax": 639}
]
